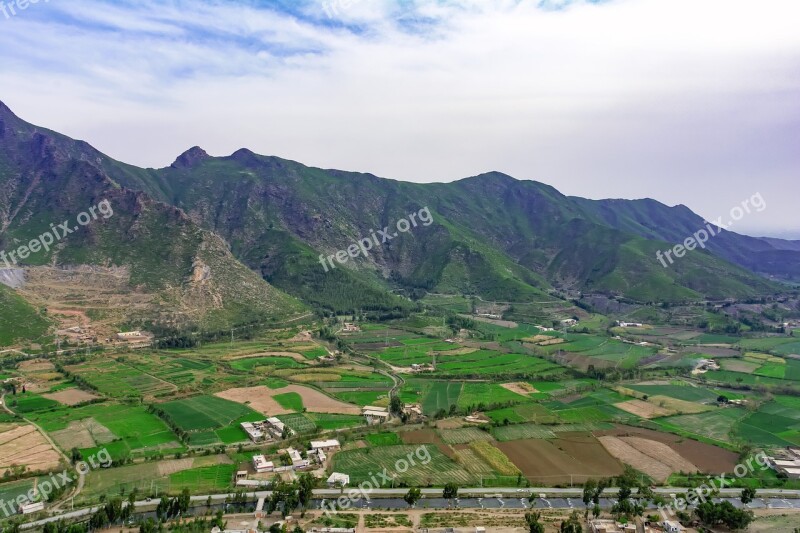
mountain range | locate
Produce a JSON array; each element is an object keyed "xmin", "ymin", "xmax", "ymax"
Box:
[{"xmin": 1, "ymin": 100, "xmax": 797, "ymax": 341}]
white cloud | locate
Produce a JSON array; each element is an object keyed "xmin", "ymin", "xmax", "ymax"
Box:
[{"xmin": 0, "ymin": 0, "xmax": 798, "ymax": 234}]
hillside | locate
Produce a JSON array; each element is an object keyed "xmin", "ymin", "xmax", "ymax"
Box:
[
  {"xmin": 0, "ymin": 100, "xmax": 789, "ymax": 330},
  {"xmin": 0, "ymin": 102, "xmax": 305, "ymax": 342}
]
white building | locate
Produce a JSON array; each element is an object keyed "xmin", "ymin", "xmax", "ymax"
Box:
[
  {"xmin": 19, "ymin": 502, "xmax": 45, "ymax": 515},
  {"xmin": 662, "ymin": 521, "xmax": 682, "ymax": 533},
  {"xmin": 327, "ymin": 472, "xmax": 350, "ymax": 487},
  {"xmin": 286, "ymin": 447, "xmax": 309, "ymax": 468},
  {"xmin": 310, "ymin": 439, "xmax": 341, "ymax": 452},
  {"xmin": 116, "ymin": 330, "xmax": 143, "ymax": 339},
  {"xmin": 241, "ymin": 422, "xmax": 265, "ymax": 442},
  {"xmin": 362, "ymin": 405, "xmax": 390, "ymax": 425},
  {"xmin": 252, "ymin": 455, "xmax": 274, "ymax": 473}
]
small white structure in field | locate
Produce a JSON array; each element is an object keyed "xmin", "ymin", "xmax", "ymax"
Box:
[{"xmin": 327, "ymin": 472, "xmax": 350, "ymax": 487}]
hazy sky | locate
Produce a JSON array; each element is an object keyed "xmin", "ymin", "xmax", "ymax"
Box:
[{"xmin": 1, "ymin": 0, "xmax": 798, "ymax": 238}]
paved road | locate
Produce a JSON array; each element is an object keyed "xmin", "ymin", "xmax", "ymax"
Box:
[{"xmin": 20, "ymin": 487, "xmax": 800, "ymax": 529}]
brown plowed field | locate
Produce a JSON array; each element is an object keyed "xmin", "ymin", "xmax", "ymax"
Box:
[
  {"xmin": 595, "ymin": 425, "xmax": 738, "ymax": 474},
  {"xmin": 0, "ymin": 425, "xmax": 62, "ymax": 474},
  {"xmin": 400, "ymin": 429, "xmax": 455, "ymax": 458},
  {"xmin": 43, "ymin": 388, "xmax": 100, "ymax": 406},
  {"xmin": 496, "ymin": 435, "xmax": 623, "ymax": 484},
  {"xmin": 216, "ymin": 384, "xmax": 360, "ymax": 415},
  {"xmin": 597, "ymin": 436, "xmax": 699, "ymax": 482}
]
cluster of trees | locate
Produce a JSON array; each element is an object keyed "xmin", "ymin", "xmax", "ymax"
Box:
[
  {"xmin": 138, "ymin": 511, "xmax": 225, "ymax": 533},
  {"xmin": 89, "ymin": 496, "xmax": 133, "ymax": 530},
  {"xmin": 156, "ymin": 489, "xmax": 192, "ymax": 520},
  {"xmin": 695, "ymin": 500, "xmax": 754, "ymax": 530},
  {"xmin": 266, "ymin": 474, "xmax": 316, "ymax": 515},
  {"xmin": 582, "ymin": 467, "xmax": 658, "ymax": 521},
  {"xmin": 524, "ymin": 510, "xmax": 582, "ymax": 533}
]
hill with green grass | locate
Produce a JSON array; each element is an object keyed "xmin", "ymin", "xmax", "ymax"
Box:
[{"xmin": 0, "ymin": 100, "xmax": 788, "ymax": 330}]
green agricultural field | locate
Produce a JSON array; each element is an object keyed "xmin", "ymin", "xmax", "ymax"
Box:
[
  {"xmin": 529, "ymin": 381, "xmax": 565, "ymax": 393},
  {"xmin": 421, "ymin": 381, "xmax": 463, "ymax": 415},
  {"xmin": 168, "ymin": 464, "xmax": 237, "ymax": 493},
  {"xmin": 491, "ymin": 424, "xmax": 556, "ymax": 441},
  {"xmin": 626, "ymin": 383, "xmax": 719, "ymax": 403},
  {"xmin": 457, "ymin": 382, "xmax": 529, "ymax": 409},
  {"xmin": 332, "ymin": 446, "xmax": 478, "ymax": 486},
  {"xmin": 8, "ymin": 393, "xmax": 60, "ymax": 413},
  {"xmin": 431, "ymin": 350, "xmax": 563, "ymax": 377},
  {"xmin": 474, "ymin": 322, "xmax": 547, "ymax": 343},
  {"xmin": 158, "ymin": 395, "xmax": 263, "ymax": 432},
  {"xmin": 737, "ymin": 337, "xmax": 799, "ymax": 352},
  {"xmin": 277, "ymin": 413, "xmax": 317, "ymax": 434},
  {"xmin": 704, "ymin": 370, "xmax": 795, "ymax": 388},
  {"xmin": 365, "ymin": 433, "xmax": 402, "ymax": 446},
  {"xmin": 273, "ymin": 392, "xmax": 304, "ymax": 411},
  {"xmin": 66, "ymin": 360, "xmax": 175, "ymax": 398},
  {"xmin": 307, "ymin": 413, "xmax": 364, "ymax": 430},
  {"xmin": 734, "ymin": 410, "xmax": 800, "ymax": 447},
  {"xmin": 655, "ymin": 409, "xmax": 745, "ymax": 444},
  {"xmin": 332, "ymin": 390, "xmax": 389, "ymax": 406},
  {"xmin": 301, "ymin": 347, "xmax": 329, "ymax": 359},
  {"xmin": 229, "ymin": 356, "xmax": 306, "ymax": 372},
  {"xmin": 754, "ymin": 364, "xmax": 786, "ymax": 379},
  {"xmin": 485, "ymin": 403, "xmax": 557, "ymax": 424},
  {"xmin": 215, "ymin": 424, "xmax": 251, "ymax": 444},
  {"xmin": 554, "ymin": 406, "xmax": 612, "ymax": 423},
  {"xmin": 438, "ymin": 427, "xmax": 495, "ymax": 445},
  {"xmin": 772, "ymin": 341, "xmax": 800, "ymax": 357},
  {"xmin": 27, "ymin": 403, "xmax": 180, "ymax": 457}
]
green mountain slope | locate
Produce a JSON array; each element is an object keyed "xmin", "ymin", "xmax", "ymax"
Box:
[
  {"xmin": 0, "ymin": 102, "xmax": 305, "ymax": 332},
  {"xmin": 0, "ymin": 283, "xmax": 50, "ymax": 346},
  {"xmin": 0, "ymin": 100, "xmax": 787, "ymax": 319}
]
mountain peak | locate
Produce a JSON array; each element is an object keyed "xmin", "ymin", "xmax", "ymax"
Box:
[{"xmin": 172, "ymin": 146, "xmax": 210, "ymax": 168}]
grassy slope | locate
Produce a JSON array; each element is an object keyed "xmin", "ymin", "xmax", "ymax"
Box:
[{"xmin": 0, "ymin": 284, "xmax": 50, "ymax": 346}]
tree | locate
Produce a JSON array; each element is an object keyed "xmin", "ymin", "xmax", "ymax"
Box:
[
  {"xmin": 740, "ymin": 487, "xmax": 756, "ymax": 505},
  {"xmin": 582, "ymin": 479, "xmax": 597, "ymax": 508},
  {"xmin": 443, "ymin": 482, "xmax": 459, "ymax": 500},
  {"xmin": 559, "ymin": 511, "xmax": 583, "ymax": 533},
  {"xmin": 524, "ymin": 512, "xmax": 545, "ymax": 533},
  {"xmin": 174, "ymin": 487, "xmax": 190, "ymax": 514},
  {"xmin": 404, "ymin": 487, "xmax": 421, "ymax": 507},
  {"xmin": 390, "ymin": 394, "xmax": 403, "ymax": 416},
  {"xmin": 298, "ymin": 473, "xmax": 315, "ymax": 509}
]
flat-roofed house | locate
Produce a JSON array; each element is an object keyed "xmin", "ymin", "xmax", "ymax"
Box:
[
  {"xmin": 310, "ymin": 439, "xmax": 340, "ymax": 452},
  {"xmin": 252, "ymin": 455, "xmax": 274, "ymax": 473},
  {"xmin": 362, "ymin": 405, "xmax": 390, "ymax": 425}
]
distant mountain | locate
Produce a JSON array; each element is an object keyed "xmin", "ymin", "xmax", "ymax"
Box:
[
  {"xmin": 0, "ymin": 100, "xmax": 793, "ymax": 335},
  {"xmin": 573, "ymin": 198, "xmax": 800, "ymax": 281}
]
